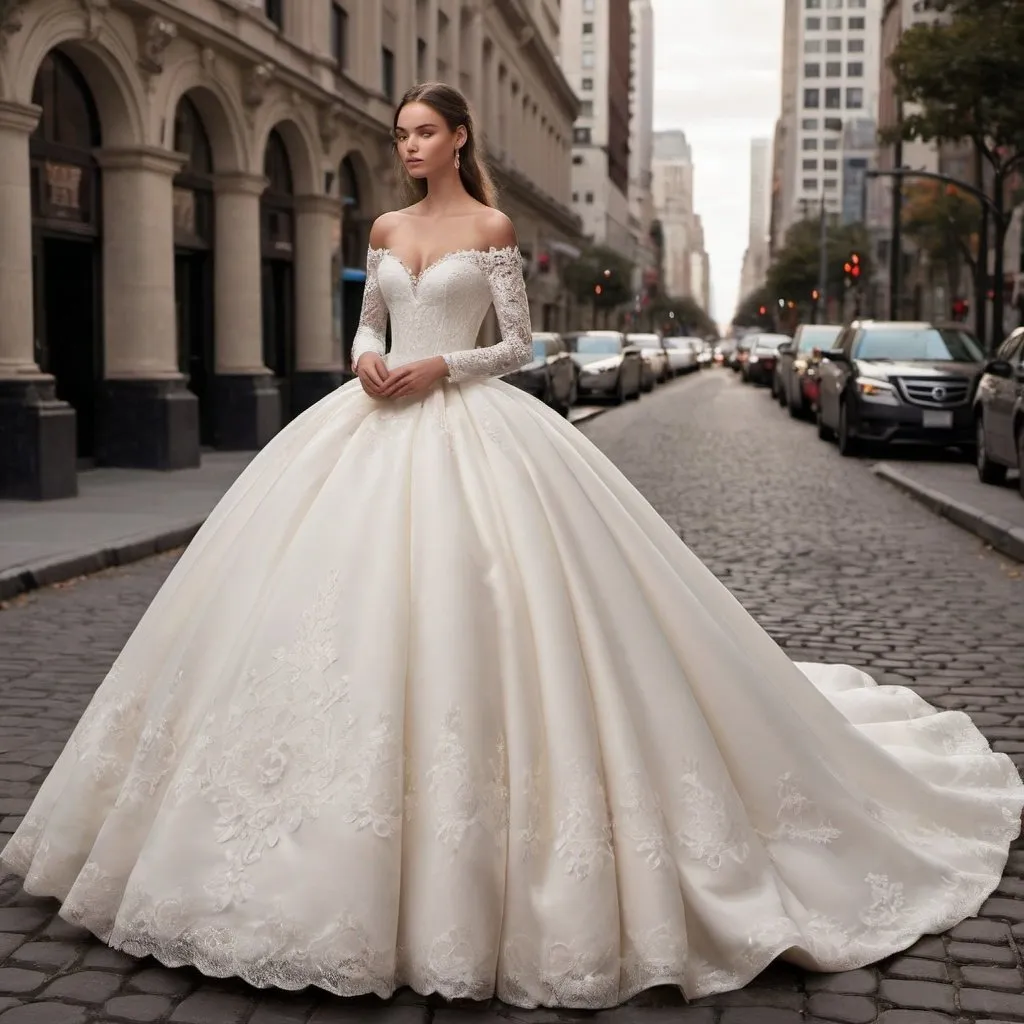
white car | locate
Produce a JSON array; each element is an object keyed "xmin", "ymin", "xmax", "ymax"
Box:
[
  {"xmin": 626, "ymin": 333, "xmax": 671, "ymax": 384},
  {"xmin": 662, "ymin": 337, "xmax": 698, "ymax": 375}
]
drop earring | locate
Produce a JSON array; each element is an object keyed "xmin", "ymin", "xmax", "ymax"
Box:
[{"xmin": 454, "ymin": 147, "xmax": 461, "ymax": 170}]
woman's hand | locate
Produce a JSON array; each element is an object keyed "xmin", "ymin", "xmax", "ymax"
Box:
[
  {"xmin": 377, "ymin": 356, "xmax": 449, "ymax": 400},
  {"xmin": 356, "ymin": 353, "xmax": 390, "ymax": 397}
]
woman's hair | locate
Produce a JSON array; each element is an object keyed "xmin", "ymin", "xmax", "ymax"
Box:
[{"xmin": 393, "ymin": 82, "xmax": 497, "ymax": 208}]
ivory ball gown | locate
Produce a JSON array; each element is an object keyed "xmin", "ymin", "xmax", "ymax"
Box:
[{"xmin": 2, "ymin": 244, "xmax": 1021, "ymax": 1008}]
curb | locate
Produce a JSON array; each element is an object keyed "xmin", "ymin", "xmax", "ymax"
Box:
[
  {"xmin": 568, "ymin": 405, "xmax": 608, "ymax": 425},
  {"xmin": 872, "ymin": 463, "xmax": 1024, "ymax": 564},
  {"xmin": 0, "ymin": 520, "xmax": 205, "ymax": 603}
]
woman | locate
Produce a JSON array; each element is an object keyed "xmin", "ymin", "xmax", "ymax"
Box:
[{"xmin": 2, "ymin": 82, "xmax": 1021, "ymax": 1009}]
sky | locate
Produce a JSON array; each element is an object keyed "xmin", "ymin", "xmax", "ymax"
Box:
[{"xmin": 651, "ymin": 0, "xmax": 783, "ymax": 324}]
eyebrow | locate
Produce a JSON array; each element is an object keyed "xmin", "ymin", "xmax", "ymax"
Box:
[{"xmin": 395, "ymin": 122, "xmax": 440, "ymax": 132}]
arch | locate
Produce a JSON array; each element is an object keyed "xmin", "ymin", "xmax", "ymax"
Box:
[
  {"xmin": 338, "ymin": 147, "xmax": 376, "ymax": 215},
  {"xmin": 162, "ymin": 62, "xmax": 246, "ymax": 173},
  {"xmin": 32, "ymin": 49, "xmax": 101, "ymax": 149},
  {"xmin": 14, "ymin": 2, "xmax": 146, "ymax": 147},
  {"xmin": 264, "ymin": 128, "xmax": 293, "ymax": 195},
  {"xmin": 252, "ymin": 107, "xmax": 320, "ymax": 196},
  {"xmin": 174, "ymin": 95, "xmax": 213, "ymax": 175}
]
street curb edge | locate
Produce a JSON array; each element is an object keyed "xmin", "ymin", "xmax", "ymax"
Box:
[
  {"xmin": 0, "ymin": 521, "xmax": 205, "ymax": 603},
  {"xmin": 872, "ymin": 463, "xmax": 1024, "ymax": 565}
]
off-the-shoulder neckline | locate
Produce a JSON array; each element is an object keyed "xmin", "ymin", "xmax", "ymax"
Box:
[{"xmin": 367, "ymin": 245, "xmax": 521, "ymax": 286}]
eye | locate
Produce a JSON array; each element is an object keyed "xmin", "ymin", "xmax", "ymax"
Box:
[{"xmin": 420, "ymin": 132, "xmax": 433, "ymax": 138}]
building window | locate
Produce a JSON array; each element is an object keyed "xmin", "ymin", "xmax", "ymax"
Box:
[
  {"xmin": 585, "ymin": 191, "xmax": 594, "ymax": 204},
  {"xmin": 826, "ymin": 38, "xmax": 842, "ymax": 52},
  {"xmin": 581, "ymin": 50, "xmax": 595, "ymax": 68},
  {"xmin": 849, "ymin": 15, "xmax": 865, "ymax": 27},
  {"xmin": 330, "ymin": 3, "xmax": 347, "ymax": 67},
  {"xmin": 806, "ymin": 0, "xmax": 821, "ymax": 6},
  {"xmin": 805, "ymin": 39, "xmax": 822, "ymax": 52},
  {"xmin": 802, "ymin": 137, "xmax": 819, "ymax": 150},
  {"xmin": 802, "ymin": 158, "xmax": 819, "ymax": 170},
  {"xmin": 803, "ymin": 88, "xmax": 820, "ymax": 108},
  {"xmin": 825, "ymin": 87, "xmax": 841, "ymax": 108},
  {"xmin": 583, "ymin": 0, "xmax": 594, "ymax": 9},
  {"xmin": 826, "ymin": 16, "xmax": 842, "ymax": 29},
  {"xmin": 826, "ymin": 61, "xmax": 841, "ymax": 76},
  {"xmin": 848, "ymin": 0, "xmax": 866, "ymax": 6},
  {"xmin": 581, "ymin": 77, "xmax": 593, "ymax": 90},
  {"xmin": 823, "ymin": 158, "xmax": 838, "ymax": 170},
  {"xmin": 582, "ymin": 21, "xmax": 593, "ymax": 33},
  {"xmin": 824, "ymin": 137, "xmax": 840, "ymax": 150},
  {"xmin": 580, "ymin": 100, "xmax": 593, "ymax": 117},
  {"xmin": 805, "ymin": 16, "xmax": 821, "ymax": 29},
  {"xmin": 572, "ymin": 191, "xmax": 579, "ymax": 202},
  {"xmin": 826, "ymin": 0, "xmax": 842, "ymax": 7},
  {"xmin": 381, "ymin": 47, "xmax": 395, "ymax": 101},
  {"xmin": 574, "ymin": 126, "xmax": 591, "ymax": 144},
  {"xmin": 846, "ymin": 87, "xmax": 863, "ymax": 108},
  {"xmin": 848, "ymin": 38, "xmax": 864, "ymax": 51},
  {"xmin": 572, "ymin": 155, "xmax": 583, "ymax": 165},
  {"xmin": 803, "ymin": 178, "xmax": 818, "ymax": 191},
  {"xmin": 804, "ymin": 62, "xmax": 821, "ymax": 77},
  {"xmin": 802, "ymin": 117, "xmax": 819, "ymax": 129},
  {"xmin": 847, "ymin": 61, "xmax": 863, "ymax": 76},
  {"xmin": 824, "ymin": 178, "xmax": 838, "ymax": 190},
  {"xmin": 264, "ymin": 0, "xmax": 283, "ymax": 28}
]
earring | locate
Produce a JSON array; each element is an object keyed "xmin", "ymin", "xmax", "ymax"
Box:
[{"xmin": 454, "ymin": 148, "xmax": 461, "ymax": 170}]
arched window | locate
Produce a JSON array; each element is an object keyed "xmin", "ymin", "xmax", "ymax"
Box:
[
  {"xmin": 264, "ymin": 129, "xmax": 294, "ymax": 197},
  {"xmin": 32, "ymin": 51, "xmax": 100, "ymax": 151},
  {"xmin": 261, "ymin": 129, "xmax": 294, "ymax": 258},
  {"xmin": 174, "ymin": 96, "xmax": 213, "ymax": 176}
]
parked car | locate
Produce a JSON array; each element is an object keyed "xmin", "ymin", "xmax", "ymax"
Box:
[
  {"xmin": 742, "ymin": 334, "xmax": 790, "ymax": 386},
  {"xmin": 973, "ymin": 326, "xmax": 1024, "ymax": 493},
  {"xmin": 663, "ymin": 337, "xmax": 699, "ymax": 375},
  {"xmin": 775, "ymin": 323, "xmax": 843, "ymax": 418},
  {"xmin": 501, "ymin": 332, "xmax": 578, "ymax": 416},
  {"xmin": 626, "ymin": 332, "xmax": 671, "ymax": 387},
  {"xmin": 564, "ymin": 331, "xmax": 643, "ymax": 404},
  {"xmin": 816, "ymin": 320, "xmax": 985, "ymax": 457},
  {"xmin": 729, "ymin": 335, "xmax": 755, "ymax": 373}
]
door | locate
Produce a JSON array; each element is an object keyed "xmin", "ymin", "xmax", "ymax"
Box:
[
  {"xmin": 175, "ymin": 250, "xmax": 215, "ymax": 445},
  {"xmin": 262, "ymin": 259, "xmax": 294, "ymax": 421},
  {"xmin": 989, "ymin": 334, "xmax": 1024, "ymax": 462},
  {"xmin": 39, "ymin": 236, "xmax": 99, "ymax": 458}
]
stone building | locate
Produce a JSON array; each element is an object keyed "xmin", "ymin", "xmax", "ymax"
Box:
[{"xmin": 0, "ymin": 0, "xmax": 581, "ymax": 500}]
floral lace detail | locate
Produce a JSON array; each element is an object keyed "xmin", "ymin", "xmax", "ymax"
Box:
[
  {"xmin": 350, "ymin": 247, "xmax": 387, "ymax": 370},
  {"xmin": 860, "ymin": 872, "xmax": 905, "ymax": 928},
  {"xmin": 616, "ymin": 771, "xmax": 672, "ymax": 870},
  {"xmin": 757, "ymin": 772, "xmax": 842, "ymax": 846},
  {"xmin": 554, "ymin": 760, "xmax": 613, "ymax": 881},
  {"xmin": 426, "ymin": 707, "xmax": 509, "ymax": 852},
  {"xmin": 519, "ymin": 763, "xmax": 543, "ymax": 859},
  {"xmin": 673, "ymin": 759, "xmax": 750, "ymax": 870}
]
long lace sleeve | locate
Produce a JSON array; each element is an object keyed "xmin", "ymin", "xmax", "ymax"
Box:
[
  {"xmin": 350, "ymin": 247, "xmax": 388, "ymax": 369},
  {"xmin": 443, "ymin": 247, "xmax": 533, "ymax": 383}
]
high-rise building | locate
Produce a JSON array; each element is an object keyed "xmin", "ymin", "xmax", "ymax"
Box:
[
  {"xmin": 740, "ymin": 138, "xmax": 772, "ymax": 301},
  {"xmin": 652, "ymin": 130, "xmax": 711, "ymax": 304},
  {"xmin": 628, "ymin": 0, "xmax": 656, "ymax": 274},
  {"xmin": 772, "ymin": 0, "xmax": 883, "ymax": 248},
  {"xmin": 561, "ymin": 0, "xmax": 633, "ymax": 251}
]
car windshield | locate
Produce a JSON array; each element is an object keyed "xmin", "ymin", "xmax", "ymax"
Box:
[
  {"xmin": 573, "ymin": 335, "xmax": 622, "ymax": 354},
  {"xmin": 797, "ymin": 326, "xmax": 841, "ymax": 352},
  {"xmin": 755, "ymin": 338, "xmax": 784, "ymax": 352},
  {"xmin": 532, "ymin": 341, "xmax": 547, "ymax": 360},
  {"xmin": 854, "ymin": 328, "xmax": 984, "ymax": 362}
]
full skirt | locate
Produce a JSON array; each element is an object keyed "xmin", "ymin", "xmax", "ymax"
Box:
[{"xmin": 2, "ymin": 378, "xmax": 1021, "ymax": 1008}]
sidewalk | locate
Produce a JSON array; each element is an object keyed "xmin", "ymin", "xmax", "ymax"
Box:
[
  {"xmin": 0, "ymin": 405, "xmax": 609, "ymax": 601},
  {"xmin": 873, "ymin": 458, "xmax": 1024, "ymax": 563}
]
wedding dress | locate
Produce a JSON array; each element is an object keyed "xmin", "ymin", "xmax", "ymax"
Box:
[{"xmin": 2, "ymin": 244, "xmax": 1021, "ymax": 1009}]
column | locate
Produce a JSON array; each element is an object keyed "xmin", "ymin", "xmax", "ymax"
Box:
[
  {"xmin": 0, "ymin": 101, "xmax": 77, "ymax": 499},
  {"xmin": 468, "ymin": 12, "xmax": 484, "ymax": 108},
  {"xmin": 364, "ymin": 0, "xmax": 384, "ymax": 96},
  {"xmin": 211, "ymin": 171, "xmax": 280, "ymax": 450},
  {"xmin": 94, "ymin": 146, "xmax": 199, "ymax": 470},
  {"xmin": 292, "ymin": 193, "xmax": 346, "ymax": 414}
]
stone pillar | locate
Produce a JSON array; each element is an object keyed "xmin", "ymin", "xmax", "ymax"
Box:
[
  {"xmin": 0, "ymin": 101, "xmax": 77, "ymax": 500},
  {"xmin": 211, "ymin": 172, "xmax": 280, "ymax": 449},
  {"xmin": 292, "ymin": 194, "xmax": 347, "ymax": 414},
  {"xmin": 94, "ymin": 147, "xmax": 199, "ymax": 470}
]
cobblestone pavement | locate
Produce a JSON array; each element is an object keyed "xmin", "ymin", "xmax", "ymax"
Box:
[{"xmin": 1, "ymin": 369, "xmax": 1024, "ymax": 1024}]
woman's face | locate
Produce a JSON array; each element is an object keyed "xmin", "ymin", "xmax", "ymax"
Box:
[{"xmin": 394, "ymin": 101, "xmax": 465, "ymax": 180}]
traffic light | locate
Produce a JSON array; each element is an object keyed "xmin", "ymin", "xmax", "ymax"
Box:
[
  {"xmin": 844, "ymin": 253, "xmax": 862, "ymax": 285},
  {"xmin": 758, "ymin": 305, "xmax": 767, "ymax": 316},
  {"xmin": 850, "ymin": 253, "xmax": 861, "ymax": 279},
  {"xmin": 951, "ymin": 298, "xmax": 969, "ymax": 321},
  {"xmin": 594, "ymin": 284, "xmax": 603, "ymax": 296}
]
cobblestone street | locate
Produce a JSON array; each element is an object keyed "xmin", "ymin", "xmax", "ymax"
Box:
[{"xmin": 2, "ymin": 369, "xmax": 1024, "ymax": 1024}]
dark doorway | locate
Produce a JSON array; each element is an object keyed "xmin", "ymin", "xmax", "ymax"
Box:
[
  {"xmin": 173, "ymin": 95, "xmax": 215, "ymax": 445},
  {"xmin": 30, "ymin": 49, "xmax": 102, "ymax": 459},
  {"xmin": 38, "ymin": 238, "xmax": 99, "ymax": 459},
  {"xmin": 261, "ymin": 128, "xmax": 296, "ymax": 420}
]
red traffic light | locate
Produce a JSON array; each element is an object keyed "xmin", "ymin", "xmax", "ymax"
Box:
[
  {"xmin": 758, "ymin": 305, "xmax": 767, "ymax": 315},
  {"xmin": 851, "ymin": 265, "xmax": 861, "ymax": 278},
  {"xmin": 594, "ymin": 284, "xmax": 603, "ymax": 295},
  {"xmin": 843, "ymin": 262, "xmax": 852, "ymax": 274},
  {"xmin": 851, "ymin": 253, "xmax": 860, "ymax": 265}
]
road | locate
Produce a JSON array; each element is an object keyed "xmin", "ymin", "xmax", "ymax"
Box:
[{"xmin": 1, "ymin": 369, "xmax": 1024, "ymax": 1024}]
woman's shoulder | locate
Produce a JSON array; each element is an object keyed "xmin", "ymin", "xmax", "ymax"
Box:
[
  {"xmin": 474, "ymin": 208, "xmax": 518, "ymax": 251},
  {"xmin": 368, "ymin": 210, "xmax": 409, "ymax": 249}
]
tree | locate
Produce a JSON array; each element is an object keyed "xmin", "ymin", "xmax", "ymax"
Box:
[
  {"xmin": 901, "ymin": 180, "xmax": 981, "ymax": 312},
  {"xmin": 562, "ymin": 244, "xmax": 635, "ymax": 315},
  {"xmin": 885, "ymin": 0, "xmax": 1024, "ymax": 339},
  {"xmin": 649, "ymin": 294, "xmax": 718, "ymax": 338},
  {"xmin": 732, "ymin": 286, "xmax": 774, "ymax": 328},
  {"xmin": 765, "ymin": 216, "xmax": 873, "ymax": 306}
]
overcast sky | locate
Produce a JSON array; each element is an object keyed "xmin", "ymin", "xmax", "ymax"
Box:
[{"xmin": 651, "ymin": 0, "xmax": 783, "ymax": 324}]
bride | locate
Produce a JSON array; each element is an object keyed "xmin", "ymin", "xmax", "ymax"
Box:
[{"xmin": 2, "ymin": 82, "xmax": 1021, "ymax": 1010}]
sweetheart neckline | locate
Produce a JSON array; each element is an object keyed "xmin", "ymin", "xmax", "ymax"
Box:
[{"xmin": 368, "ymin": 245, "xmax": 520, "ymax": 288}]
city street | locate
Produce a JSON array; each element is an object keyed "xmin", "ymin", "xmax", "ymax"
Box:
[{"xmin": 2, "ymin": 368, "xmax": 1024, "ymax": 1024}]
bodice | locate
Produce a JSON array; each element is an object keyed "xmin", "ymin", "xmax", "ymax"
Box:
[{"xmin": 350, "ymin": 245, "xmax": 533, "ymax": 384}]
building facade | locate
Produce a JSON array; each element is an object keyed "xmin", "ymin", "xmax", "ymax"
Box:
[
  {"xmin": 561, "ymin": 0, "xmax": 632, "ymax": 252},
  {"xmin": 0, "ymin": 0, "xmax": 581, "ymax": 501},
  {"xmin": 772, "ymin": 0, "xmax": 882, "ymax": 247},
  {"xmin": 627, "ymin": 0, "xmax": 656, "ymax": 285},
  {"xmin": 739, "ymin": 137, "xmax": 772, "ymax": 302}
]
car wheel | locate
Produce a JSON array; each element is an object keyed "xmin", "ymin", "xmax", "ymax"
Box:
[
  {"xmin": 976, "ymin": 413, "xmax": 1007, "ymax": 485},
  {"xmin": 613, "ymin": 376, "xmax": 626, "ymax": 405},
  {"xmin": 816, "ymin": 402, "xmax": 834, "ymax": 442},
  {"xmin": 837, "ymin": 401, "xmax": 860, "ymax": 457}
]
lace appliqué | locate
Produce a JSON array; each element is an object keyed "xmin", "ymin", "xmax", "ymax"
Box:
[
  {"xmin": 757, "ymin": 772, "xmax": 841, "ymax": 846},
  {"xmin": 673, "ymin": 760, "xmax": 750, "ymax": 870},
  {"xmin": 350, "ymin": 247, "xmax": 387, "ymax": 369},
  {"xmin": 554, "ymin": 760, "xmax": 613, "ymax": 881}
]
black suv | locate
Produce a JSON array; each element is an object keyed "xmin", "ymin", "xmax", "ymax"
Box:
[{"xmin": 816, "ymin": 320, "xmax": 986, "ymax": 457}]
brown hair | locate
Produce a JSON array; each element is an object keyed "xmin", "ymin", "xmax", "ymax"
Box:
[{"xmin": 393, "ymin": 82, "xmax": 498, "ymax": 208}]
